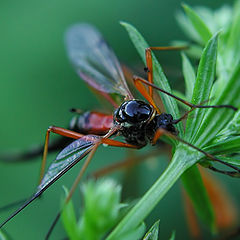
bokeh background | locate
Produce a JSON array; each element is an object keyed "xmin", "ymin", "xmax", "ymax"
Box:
[{"xmin": 0, "ymin": 0, "xmax": 239, "ymax": 239}]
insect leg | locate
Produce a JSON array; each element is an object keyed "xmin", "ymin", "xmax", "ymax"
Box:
[
  {"xmin": 39, "ymin": 126, "xmax": 85, "ymax": 184},
  {"xmin": 134, "ymin": 76, "xmax": 237, "ymax": 111},
  {"xmin": 92, "ymin": 149, "xmax": 163, "ymax": 178},
  {"xmin": 153, "ymin": 128, "xmax": 240, "ymax": 177},
  {"xmin": 145, "ymin": 46, "xmax": 187, "ymax": 97},
  {"xmin": 45, "ymin": 137, "xmax": 139, "ymax": 239},
  {"xmin": 45, "ymin": 143, "xmax": 100, "ymax": 240},
  {"xmin": 133, "ymin": 76, "xmax": 160, "ymax": 112}
]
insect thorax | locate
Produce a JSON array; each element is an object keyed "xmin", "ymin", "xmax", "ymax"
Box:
[{"xmin": 114, "ymin": 100, "xmax": 178, "ymax": 147}]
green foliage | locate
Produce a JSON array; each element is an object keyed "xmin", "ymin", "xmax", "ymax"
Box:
[
  {"xmin": 120, "ymin": 21, "xmax": 183, "ymax": 138},
  {"xmin": 61, "ymin": 179, "xmax": 124, "ymax": 240},
  {"xmin": 182, "ymin": 4, "xmax": 212, "ymax": 44},
  {"xmin": 142, "ymin": 220, "xmax": 159, "ymax": 240},
  {"xmin": 0, "ymin": 231, "xmax": 8, "ymax": 240},
  {"xmin": 169, "ymin": 231, "xmax": 176, "ymax": 240},
  {"xmin": 185, "ymin": 32, "xmax": 218, "ymax": 143},
  {"xmin": 181, "ymin": 53, "xmax": 195, "ymax": 101},
  {"xmin": 108, "ymin": 2, "xmax": 240, "ymax": 238},
  {"xmin": 62, "ymin": 2, "xmax": 240, "ymax": 239}
]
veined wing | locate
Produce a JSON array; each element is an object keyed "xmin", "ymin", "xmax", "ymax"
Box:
[
  {"xmin": 65, "ymin": 23, "xmax": 132, "ymax": 100},
  {"xmin": 37, "ymin": 135, "xmax": 100, "ymax": 192},
  {"xmin": 0, "ymin": 135, "xmax": 100, "ymax": 228}
]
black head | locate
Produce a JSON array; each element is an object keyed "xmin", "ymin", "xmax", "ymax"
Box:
[
  {"xmin": 155, "ymin": 113, "xmax": 178, "ymax": 135},
  {"xmin": 114, "ymin": 100, "xmax": 154, "ymax": 125}
]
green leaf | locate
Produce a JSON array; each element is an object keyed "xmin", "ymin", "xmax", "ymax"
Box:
[
  {"xmin": 185, "ymin": 33, "xmax": 219, "ymax": 144},
  {"xmin": 181, "ymin": 53, "xmax": 196, "ymax": 100},
  {"xmin": 213, "ymin": 156, "xmax": 240, "ymax": 167},
  {"xmin": 183, "ymin": 4, "xmax": 212, "ymax": 44},
  {"xmin": 106, "ymin": 145, "xmax": 199, "ymax": 240},
  {"xmin": 226, "ymin": 0, "xmax": 240, "ymax": 53},
  {"xmin": 193, "ymin": 63, "xmax": 240, "ymax": 147},
  {"xmin": 61, "ymin": 187, "xmax": 79, "ymax": 240},
  {"xmin": 143, "ymin": 220, "xmax": 159, "ymax": 240},
  {"xmin": 215, "ymin": 110, "xmax": 240, "ymax": 140},
  {"xmin": 175, "ymin": 11, "xmax": 202, "ymax": 44},
  {"xmin": 120, "ymin": 21, "xmax": 183, "ymax": 137},
  {"xmin": 204, "ymin": 136, "xmax": 240, "ymax": 156},
  {"xmin": 172, "ymin": 90, "xmax": 188, "ymax": 110},
  {"xmin": 116, "ymin": 222, "xmax": 146, "ymax": 240},
  {"xmin": 0, "ymin": 231, "xmax": 8, "ymax": 240},
  {"xmin": 169, "ymin": 231, "xmax": 176, "ymax": 240},
  {"xmin": 181, "ymin": 166, "xmax": 215, "ymax": 231}
]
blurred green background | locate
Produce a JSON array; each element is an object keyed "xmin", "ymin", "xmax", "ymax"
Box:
[{"xmin": 1, "ymin": 0, "xmax": 239, "ymax": 239}]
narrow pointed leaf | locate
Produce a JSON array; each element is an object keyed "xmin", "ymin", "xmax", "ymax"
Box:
[
  {"xmin": 185, "ymin": 33, "xmax": 218, "ymax": 144},
  {"xmin": 226, "ymin": 0, "xmax": 240, "ymax": 52},
  {"xmin": 117, "ymin": 222, "xmax": 146, "ymax": 240},
  {"xmin": 176, "ymin": 11, "xmax": 202, "ymax": 44},
  {"xmin": 0, "ymin": 231, "xmax": 8, "ymax": 240},
  {"xmin": 193, "ymin": 63, "xmax": 240, "ymax": 147},
  {"xmin": 143, "ymin": 220, "xmax": 159, "ymax": 240},
  {"xmin": 213, "ymin": 156, "xmax": 240, "ymax": 167},
  {"xmin": 204, "ymin": 136, "xmax": 240, "ymax": 156},
  {"xmin": 120, "ymin": 21, "xmax": 183, "ymax": 137},
  {"xmin": 169, "ymin": 231, "xmax": 175, "ymax": 240},
  {"xmin": 61, "ymin": 187, "xmax": 79, "ymax": 240},
  {"xmin": 215, "ymin": 109, "xmax": 240, "ymax": 140},
  {"xmin": 183, "ymin": 4, "xmax": 212, "ymax": 44},
  {"xmin": 181, "ymin": 53, "xmax": 196, "ymax": 100}
]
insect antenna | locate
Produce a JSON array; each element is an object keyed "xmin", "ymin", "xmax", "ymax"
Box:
[{"xmin": 133, "ymin": 76, "xmax": 238, "ymax": 111}]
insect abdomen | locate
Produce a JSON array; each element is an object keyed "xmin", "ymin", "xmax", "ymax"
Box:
[{"xmin": 70, "ymin": 111, "xmax": 113, "ymax": 135}]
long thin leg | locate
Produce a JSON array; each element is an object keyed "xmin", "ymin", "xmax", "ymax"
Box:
[
  {"xmin": 92, "ymin": 149, "xmax": 163, "ymax": 178},
  {"xmin": 133, "ymin": 76, "xmax": 160, "ymax": 112},
  {"xmin": 39, "ymin": 126, "xmax": 85, "ymax": 184},
  {"xmin": 0, "ymin": 130, "xmax": 139, "ymax": 230},
  {"xmin": 152, "ymin": 128, "xmax": 240, "ymax": 177},
  {"xmin": 145, "ymin": 46, "xmax": 187, "ymax": 97},
  {"xmin": 45, "ymin": 143, "xmax": 100, "ymax": 240},
  {"xmin": 134, "ymin": 76, "xmax": 237, "ymax": 111},
  {"xmin": 40, "ymin": 125, "xmax": 137, "ymax": 184},
  {"xmin": 45, "ymin": 137, "xmax": 139, "ymax": 239}
]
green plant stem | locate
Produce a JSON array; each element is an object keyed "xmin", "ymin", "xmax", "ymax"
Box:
[{"xmin": 107, "ymin": 145, "xmax": 200, "ymax": 239}]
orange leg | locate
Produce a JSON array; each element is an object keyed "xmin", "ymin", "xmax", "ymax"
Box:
[
  {"xmin": 145, "ymin": 46, "xmax": 187, "ymax": 97},
  {"xmin": 39, "ymin": 125, "xmax": 139, "ymax": 184},
  {"xmin": 101, "ymin": 138, "xmax": 140, "ymax": 148},
  {"xmin": 45, "ymin": 134, "xmax": 140, "ymax": 239},
  {"xmin": 92, "ymin": 149, "xmax": 163, "ymax": 178},
  {"xmin": 134, "ymin": 76, "xmax": 237, "ymax": 111},
  {"xmin": 61, "ymin": 136, "xmax": 141, "ymax": 203},
  {"xmin": 133, "ymin": 76, "xmax": 160, "ymax": 113},
  {"xmin": 39, "ymin": 126, "xmax": 85, "ymax": 184}
]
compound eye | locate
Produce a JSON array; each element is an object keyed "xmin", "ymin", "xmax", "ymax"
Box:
[{"xmin": 124, "ymin": 100, "xmax": 152, "ymax": 124}]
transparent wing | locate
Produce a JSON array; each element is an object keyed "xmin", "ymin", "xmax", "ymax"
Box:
[
  {"xmin": 65, "ymin": 23, "xmax": 132, "ymax": 99},
  {"xmin": 37, "ymin": 135, "xmax": 100, "ymax": 191}
]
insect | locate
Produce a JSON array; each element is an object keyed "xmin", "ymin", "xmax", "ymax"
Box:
[{"xmin": 0, "ymin": 23, "xmax": 239, "ymax": 238}]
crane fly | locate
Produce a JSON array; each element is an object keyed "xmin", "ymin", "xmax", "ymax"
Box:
[{"xmin": 0, "ymin": 23, "xmax": 239, "ymax": 236}]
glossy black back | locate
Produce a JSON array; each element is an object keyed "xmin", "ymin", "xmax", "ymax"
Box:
[
  {"xmin": 114, "ymin": 100, "xmax": 153, "ymax": 125},
  {"xmin": 114, "ymin": 100, "xmax": 177, "ymax": 147}
]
